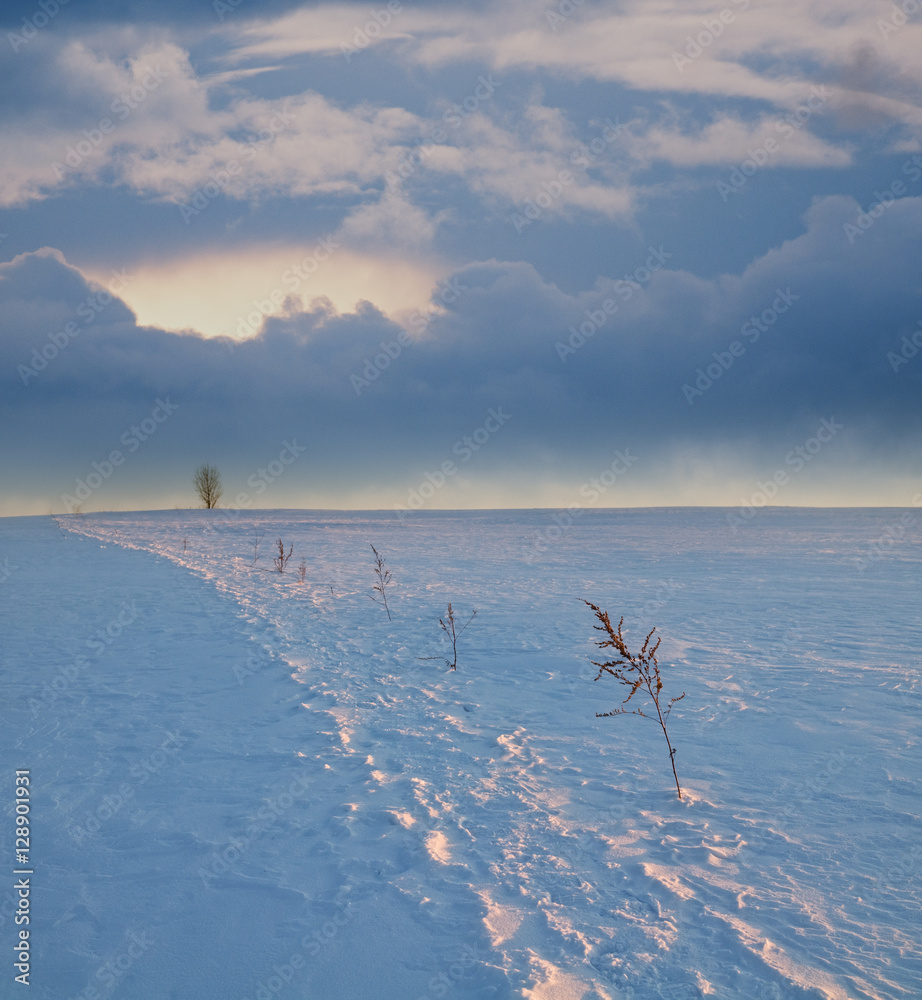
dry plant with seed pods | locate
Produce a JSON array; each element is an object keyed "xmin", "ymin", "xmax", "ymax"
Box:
[
  {"xmin": 273, "ymin": 539, "xmax": 293, "ymax": 573},
  {"xmin": 420, "ymin": 603, "xmax": 477, "ymax": 671},
  {"xmin": 585, "ymin": 600, "xmax": 686, "ymax": 799},
  {"xmin": 369, "ymin": 544, "xmax": 393, "ymax": 620}
]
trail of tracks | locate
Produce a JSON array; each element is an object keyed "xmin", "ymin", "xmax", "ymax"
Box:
[{"xmin": 46, "ymin": 510, "xmax": 922, "ymax": 1000}]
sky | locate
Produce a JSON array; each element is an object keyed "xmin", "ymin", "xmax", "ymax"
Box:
[{"xmin": 1, "ymin": 0, "xmax": 921, "ymax": 516}]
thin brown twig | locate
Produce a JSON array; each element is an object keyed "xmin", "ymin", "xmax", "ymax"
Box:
[{"xmin": 585, "ymin": 600, "xmax": 685, "ymax": 799}]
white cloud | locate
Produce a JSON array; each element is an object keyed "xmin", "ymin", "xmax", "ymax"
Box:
[
  {"xmin": 119, "ymin": 91, "xmax": 422, "ymax": 204},
  {"xmin": 399, "ymin": 0, "xmax": 920, "ymax": 109},
  {"xmin": 222, "ymin": 4, "xmax": 470, "ymax": 63},
  {"xmin": 213, "ymin": 0, "xmax": 917, "ymax": 191},
  {"xmin": 337, "ymin": 186, "xmax": 445, "ymax": 252},
  {"xmin": 420, "ymin": 108, "xmax": 634, "ymax": 220},
  {"xmin": 625, "ymin": 113, "xmax": 852, "ymax": 168},
  {"xmin": 0, "ymin": 36, "xmax": 425, "ymax": 209},
  {"xmin": 1, "ymin": 1, "xmax": 911, "ymax": 225}
]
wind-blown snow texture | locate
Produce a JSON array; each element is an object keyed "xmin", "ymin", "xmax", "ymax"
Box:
[{"xmin": 2, "ymin": 508, "xmax": 920, "ymax": 1000}]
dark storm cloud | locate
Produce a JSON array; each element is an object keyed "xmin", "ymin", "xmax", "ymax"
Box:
[{"xmin": 3, "ymin": 191, "xmax": 921, "ymax": 509}]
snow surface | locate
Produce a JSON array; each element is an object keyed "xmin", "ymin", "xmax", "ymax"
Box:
[{"xmin": 2, "ymin": 507, "xmax": 921, "ymax": 1000}]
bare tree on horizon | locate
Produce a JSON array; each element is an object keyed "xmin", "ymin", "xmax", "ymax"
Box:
[{"xmin": 193, "ymin": 464, "xmax": 223, "ymax": 509}]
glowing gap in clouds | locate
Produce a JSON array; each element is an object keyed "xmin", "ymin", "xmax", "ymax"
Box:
[{"xmin": 88, "ymin": 245, "xmax": 444, "ymax": 340}]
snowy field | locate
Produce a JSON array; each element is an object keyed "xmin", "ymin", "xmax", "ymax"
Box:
[{"xmin": 2, "ymin": 507, "xmax": 920, "ymax": 1000}]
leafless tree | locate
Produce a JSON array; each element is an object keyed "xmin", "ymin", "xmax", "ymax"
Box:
[{"xmin": 193, "ymin": 464, "xmax": 223, "ymax": 509}]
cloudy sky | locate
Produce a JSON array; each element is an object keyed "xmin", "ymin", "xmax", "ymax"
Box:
[{"xmin": 1, "ymin": 0, "xmax": 921, "ymax": 516}]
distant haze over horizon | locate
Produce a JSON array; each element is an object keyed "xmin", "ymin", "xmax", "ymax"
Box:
[
  {"xmin": 9, "ymin": 499, "xmax": 922, "ymax": 524},
  {"xmin": 1, "ymin": 0, "xmax": 920, "ymax": 516}
]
